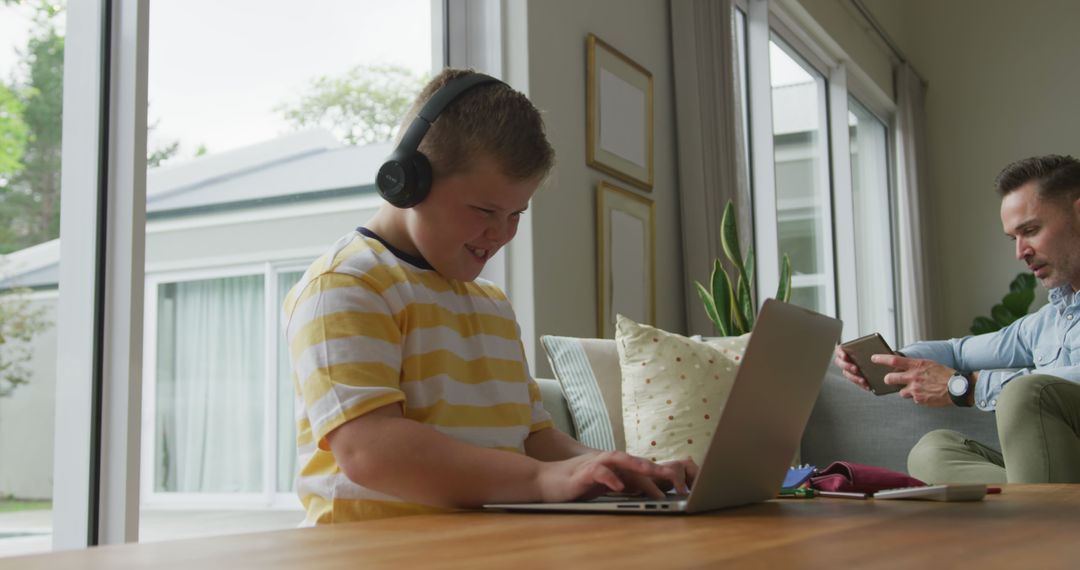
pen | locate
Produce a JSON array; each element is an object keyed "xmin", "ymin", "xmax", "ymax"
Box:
[
  {"xmin": 778, "ymin": 487, "xmax": 816, "ymax": 498},
  {"xmin": 817, "ymin": 490, "xmax": 869, "ymax": 499}
]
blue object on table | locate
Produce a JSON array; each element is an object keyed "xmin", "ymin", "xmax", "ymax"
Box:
[{"xmin": 782, "ymin": 465, "xmax": 816, "ymax": 489}]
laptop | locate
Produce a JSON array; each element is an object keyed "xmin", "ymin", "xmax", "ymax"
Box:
[{"xmin": 485, "ymin": 298, "xmax": 841, "ymax": 514}]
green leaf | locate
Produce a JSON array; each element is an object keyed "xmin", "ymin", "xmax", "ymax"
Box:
[
  {"xmin": 720, "ymin": 202, "xmax": 743, "ymax": 269},
  {"xmin": 970, "ymin": 316, "xmax": 1001, "ymax": 335},
  {"xmin": 745, "ymin": 245, "xmax": 755, "ymax": 294},
  {"xmin": 990, "ymin": 304, "xmax": 1017, "ymax": 326},
  {"xmin": 1010, "ymin": 273, "xmax": 1036, "ymax": 293},
  {"xmin": 1002, "ymin": 289, "xmax": 1034, "ymax": 317},
  {"xmin": 711, "ymin": 259, "xmax": 734, "ymax": 336},
  {"xmin": 695, "ymin": 281, "xmax": 726, "ymax": 336},
  {"xmin": 776, "ymin": 254, "xmax": 792, "ymax": 303},
  {"xmin": 724, "ymin": 270, "xmax": 748, "ymax": 335},
  {"xmin": 737, "ymin": 273, "xmax": 754, "ymax": 331}
]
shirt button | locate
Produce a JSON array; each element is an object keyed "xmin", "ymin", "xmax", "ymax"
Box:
[
  {"xmin": 979, "ymin": 400, "xmax": 987, "ymax": 407},
  {"xmin": 1068, "ymin": 314, "xmax": 1075, "ymax": 320},
  {"xmin": 991, "ymin": 399, "xmax": 997, "ymax": 406}
]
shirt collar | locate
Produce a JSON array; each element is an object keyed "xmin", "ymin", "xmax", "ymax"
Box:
[
  {"xmin": 356, "ymin": 226, "xmax": 433, "ymax": 271},
  {"xmin": 1048, "ymin": 285, "xmax": 1080, "ymax": 312}
]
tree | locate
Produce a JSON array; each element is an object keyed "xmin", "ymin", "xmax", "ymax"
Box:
[
  {"xmin": 0, "ymin": 1, "xmax": 180, "ymax": 252},
  {"xmin": 0, "ymin": 0, "xmax": 64, "ymax": 254},
  {"xmin": 0, "ymin": 281, "xmax": 49, "ymax": 398},
  {"xmin": 0, "ymin": 85, "xmax": 28, "ymax": 183},
  {"xmin": 275, "ymin": 63, "xmax": 428, "ymax": 146},
  {"xmin": 147, "ymin": 116, "xmax": 181, "ymax": 169}
]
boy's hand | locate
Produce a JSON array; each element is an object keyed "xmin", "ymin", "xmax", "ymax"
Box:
[
  {"xmin": 537, "ymin": 452, "xmax": 696, "ymax": 503},
  {"xmin": 648, "ymin": 457, "xmax": 699, "ymax": 495}
]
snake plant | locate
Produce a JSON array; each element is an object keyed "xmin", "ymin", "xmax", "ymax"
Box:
[{"xmin": 694, "ymin": 201, "xmax": 792, "ymax": 336}]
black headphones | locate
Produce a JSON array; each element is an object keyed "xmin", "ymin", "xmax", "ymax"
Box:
[{"xmin": 376, "ymin": 72, "xmax": 504, "ymax": 208}]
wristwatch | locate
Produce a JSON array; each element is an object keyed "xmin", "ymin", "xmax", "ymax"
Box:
[{"xmin": 947, "ymin": 372, "xmax": 972, "ymax": 407}]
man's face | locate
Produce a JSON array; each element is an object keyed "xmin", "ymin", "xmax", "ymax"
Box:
[
  {"xmin": 1000, "ymin": 181, "xmax": 1080, "ymax": 291},
  {"xmin": 403, "ymin": 154, "xmax": 539, "ymax": 282}
]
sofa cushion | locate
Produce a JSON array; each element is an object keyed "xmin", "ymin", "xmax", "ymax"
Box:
[
  {"xmin": 540, "ymin": 335, "xmax": 624, "ymax": 451},
  {"xmin": 535, "ymin": 378, "xmax": 576, "ymax": 438},
  {"xmin": 615, "ymin": 315, "xmax": 748, "ymax": 464},
  {"xmin": 800, "ymin": 365, "xmax": 1001, "ymax": 473}
]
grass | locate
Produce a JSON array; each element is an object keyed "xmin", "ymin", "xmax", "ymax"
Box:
[{"xmin": 0, "ymin": 499, "xmax": 51, "ymax": 513}]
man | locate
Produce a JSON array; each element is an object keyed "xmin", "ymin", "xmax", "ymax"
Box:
[{"xmin": 835, "ymin": 154, "xmax": 1080, "ymax": 484}]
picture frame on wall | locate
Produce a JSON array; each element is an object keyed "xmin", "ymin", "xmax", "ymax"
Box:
[
  {"xmin": 586, "ymin": 33, "xmax": 654, "ymax": 191},
  {"xmin": 596, "ymin": 181, "xmax": 655, "ymax": 338}
]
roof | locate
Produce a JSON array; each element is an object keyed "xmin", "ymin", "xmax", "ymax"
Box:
[{"xmin": 1, "ymin": 129, "xmax": 389, "ymax": 289}]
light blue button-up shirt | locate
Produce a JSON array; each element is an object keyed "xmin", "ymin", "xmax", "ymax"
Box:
[{"xmin": 900, "ymin": 286, "xmax": 1080, "ymax": 411}]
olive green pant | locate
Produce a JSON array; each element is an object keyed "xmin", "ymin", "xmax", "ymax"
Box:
[{"xmin": 907, "ymin": 375, "xmax": 1080, "ymax": 484}]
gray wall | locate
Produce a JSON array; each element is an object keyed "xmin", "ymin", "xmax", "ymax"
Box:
[
  {"xmin": 524, "ymin": 0, "xmax": 685, "ymax": 377},
  {"xmin": 863, "ymin": 0, "xmax": 1080, "ymax": 338}
]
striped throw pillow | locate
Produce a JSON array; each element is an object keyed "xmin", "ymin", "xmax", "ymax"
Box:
[{"xmin": 539, "ymin": 336, "xmax": 624, "ymax": 451}]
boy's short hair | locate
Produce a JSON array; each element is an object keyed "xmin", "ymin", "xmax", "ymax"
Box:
[
  {"xmin": 995, "ymin": 154, "xmax": 1080, "ymax": 203},
  {"xmin": 396, "ymin": 68, "xmax": 555, "ymax": 181}
]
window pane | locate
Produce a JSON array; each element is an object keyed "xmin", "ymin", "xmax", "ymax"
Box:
[
  {"xmin": 155, "ymin": 276, "xmax": 266, "ymax": 493},
  {"xmin": 0, "ymin": 1, "xmax": 65, "ymax": 557},
  {"xmin": 769, "ymin": 37, "xmax": 835, "ymax": 315},
  {"xmin": 848, "ymin": 97, "xmax": 897, "ymax": 345},
  {"xmin": 277, "ymin": 271, "xmax": 304, "ymax": 494},
  {"xmin": 142, "ymin": 0, "xmax": 440, "ymax": 541}
]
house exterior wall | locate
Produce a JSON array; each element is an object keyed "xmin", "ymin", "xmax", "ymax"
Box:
[
  {"xmin": 0, "ymin": 198, "xmax": 380, "ymax": 499},
  {"xmin": 0, "ymin": 296, "xmax": 57, "ymax": 500}
]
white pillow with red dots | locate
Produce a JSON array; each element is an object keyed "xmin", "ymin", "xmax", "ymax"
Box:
[{"xmin": 615, "ymin": 314, "xmax": 748, "ymax": 465}]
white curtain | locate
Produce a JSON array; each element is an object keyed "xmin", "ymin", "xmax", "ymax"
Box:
[
  {"xmin": 156, "ymin": 275, "xmax": 265, "ymax": 493},
  {"xmin": 894, "ymin": 63, "xmax": 934, "ymax": 346},
  {"xmin": 276, "ymin": 271, "xmax": 305, "ymax": 493},
  {"xmin": 669, "ymin": 0, "xmax": 751, "ymax": 337}
]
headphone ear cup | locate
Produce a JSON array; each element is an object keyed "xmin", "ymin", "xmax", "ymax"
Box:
[
  {"xmin": 408, "ymin": 152, "xmax": 433, "ymax": 207},
  {"xmin": 377, "ymin": 150, "xmax": 432, "ymax": 208},
  {"xmin": 377, "ymin": 150, "xmax": 417, "ymax": 208}
]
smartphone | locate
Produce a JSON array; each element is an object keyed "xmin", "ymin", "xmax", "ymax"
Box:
[{"xmin": 839, "ymin": 333, "xmax": 899, "ymax": 395}]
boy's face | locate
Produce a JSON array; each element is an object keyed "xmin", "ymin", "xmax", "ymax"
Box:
[{"xmin": 405, "ymin": 154, "xmax": 540, "ymax": 282}]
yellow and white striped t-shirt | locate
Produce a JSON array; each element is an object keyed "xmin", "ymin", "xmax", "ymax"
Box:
[{"xmin": 283, "ymin": 228, "xmax": 553, "ymax": 524}]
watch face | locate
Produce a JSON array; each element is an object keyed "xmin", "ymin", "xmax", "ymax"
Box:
[{"xmin": 948, "ymin": 375, "xmax": 967, "ymax": 396}]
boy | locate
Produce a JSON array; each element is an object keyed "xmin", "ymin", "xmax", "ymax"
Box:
[{"xmin": 283, "ymin": 68, "xmax": 696, "ymax": 524}]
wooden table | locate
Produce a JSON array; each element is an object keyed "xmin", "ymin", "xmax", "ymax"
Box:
[{"xmin": 5, "ymin": 485, "xmax": 1080, "ymax": 569}]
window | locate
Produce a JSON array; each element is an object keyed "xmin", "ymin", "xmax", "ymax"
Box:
[
  {"xmin": 0, "ymin": 1, "xmax": 66, "ymax": 558},
  {"xmin": 768, "ymin": 36, "xmax": 835, "ymax": 316},
  {"xmin": 739, "ymin": 0, "xmax": 899, "ymax": 341},
  {"xmin": 848, "ymin": 97, "xmax": 897, "ymax": 345},
  {"xmin": 144, "ymin": 267, "xmax": 305, "ymax": 503},
  {"xmin": 139, "ymin": 0, "xmax": 444, "ymax": 542}
]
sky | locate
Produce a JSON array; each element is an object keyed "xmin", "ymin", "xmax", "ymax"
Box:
[
  {"xmin": 1, "ymin": 0, "xmax": 435, "ymax": 165},
  {"xmin": 1, "ymin": 1, "xmax": 815, "ymax": 164},
  {"xmin": 0, "ymin": 3, "xmax": 34, "ymax": 81}
]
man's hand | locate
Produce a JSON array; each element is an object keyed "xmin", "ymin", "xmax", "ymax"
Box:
[
  {"xmin": 536, "ymin": 452, "xmax": 697, "ymax": 503},
  {"xmin": 870, "ymin": 354, "xmax": 953, "ymax": 407},
  {"xmin": 834, "ymin": 345, "xmax": 871, "ymax": 391}
]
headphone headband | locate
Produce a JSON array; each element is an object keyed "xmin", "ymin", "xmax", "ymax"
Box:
[
  {"xmin": 397, "ymin": 73, "xmax": 502, "ymax": 155},
  {"xmin": 377, "ymin": 72, "xmax": 505, "ymax": 208}
]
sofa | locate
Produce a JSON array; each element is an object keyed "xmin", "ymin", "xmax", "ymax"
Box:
[{"xmin": 536, "ymin": 364, "xmax": 1001, "ymax": 475}]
